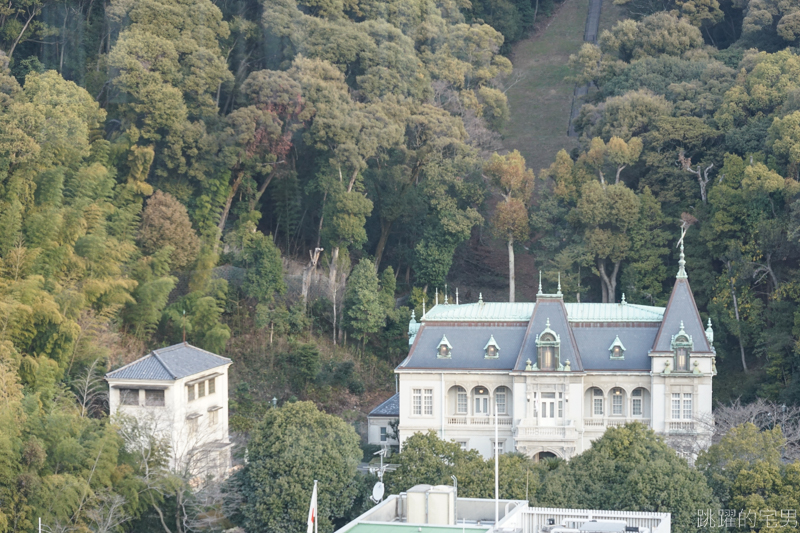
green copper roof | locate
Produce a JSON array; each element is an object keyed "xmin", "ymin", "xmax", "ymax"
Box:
[
  {"xmin": 563, "ymin": 303, "xmax": 665, "ymax": 322},
  {"xmin": 423, "ymin": 302, "xmax": 534, "ymax": 322},
  {"xmin": 421, "ymin": 302, "xmax": 664, "ymax": 323},
  {"xmin": 342, "ymin": 524, "xmax": 490, "ymax": 533}
]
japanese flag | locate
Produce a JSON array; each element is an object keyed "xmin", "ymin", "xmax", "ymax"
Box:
[{"xmin": 307, "ymin": 480, "xmax": 318, "ymax": 533}]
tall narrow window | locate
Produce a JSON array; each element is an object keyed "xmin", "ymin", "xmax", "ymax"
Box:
[
  {"xmin": 558, "ymin": 400, "xmax": 563, "ymax": 418},
  {"xmin": 540, "ymin": 344, "xmax": 555, "ymax": 370},
  {"xmin": 208, "ymin": 378, "xmax": 216, "ymax": 395},
  {"xmin": 536, "ymin": 321, "xmax": 560, "ymax": 371},
  {"xmin": 187, "ymin": 384, "xmax": 195, "ymax": 402},
  {"xmin": 612, "ymin": 391, "xmax": 623, "ymax": 415},
  {"xmin": 675, "ymin": 348, "xmax": 689, "ymax": 371},
  {"xmin": 209, "ymin": 409, "xmax": 219, "ymax": 426},
  {"xmin": 671, "ymin": 393, "xmax": 681, "ymax": 419},
  {"xmin": 198, "ymin": 381, "xmax": 206, "ymax": 398},
  {"xmin": 423, "ymin": 389, "xmax": 433, "ymax": 415},
  {"xmin": 475, "ymin": 387, "xmax": 489, "ymax": 414},
  {"xmin": 632, "ymin": 389, "xmax": 643, "ymax": 416},
  {"xmin": 456, "ymin": 387, "xmax": 467, "ymax": 414},
  {"xmin": 413, "ymin": 389, "xmax": 422, "ymax": 415},
  {"xmin": 496, "ymin": 391, "xmax": 507, "ymax": 415},
  {"xmin": 683, "ymin": 393, "xmax": 693, "ymax": 419},
  {"xmin": 380, "ymin": 427, "xmax": 387, "ymax": 442},
  {"xmin": 594, "ymin": 398, "xmax": 603, "ymax": 415}
]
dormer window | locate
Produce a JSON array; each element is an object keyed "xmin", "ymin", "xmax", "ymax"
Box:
[
  {"xmin": 609, "ymin": 335, "xmax": 625, "ymax": 359},
  {"xmin": 484, "ymin": 335, "xmax": 500, "ymax": 359},
  {"xmin": 535, "ymin": 318, "xmax": 561, "ymax": 371},
  {"xmin": 437, "ymin": 335, "xmax": 452, "ymax": 359},
  {"xmin": 671, "ymin": 321, "xmax": 693, "ymax": 372}
]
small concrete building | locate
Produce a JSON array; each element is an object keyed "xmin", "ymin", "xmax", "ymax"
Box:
[
  {"xmin": 368, "ymin": 393, "xmax": 400, "ymax": 446},
  {"xmin": 335, "ymin": 484, "xmax": 671, "ymax": 533},
  {"xmin": 106, "ymin": 343, "xmax": 233, "ymax": 480}
]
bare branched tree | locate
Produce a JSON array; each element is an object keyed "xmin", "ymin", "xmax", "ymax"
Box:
[
  {"xmin": 72, "ymin": 358, "xmax": 108, "ymax": 417},
  {"xmin": 710, "ymin": 398, "xmax": 800, "ymax": 460}
]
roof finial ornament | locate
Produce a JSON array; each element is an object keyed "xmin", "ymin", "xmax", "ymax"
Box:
[
  {"xmin": 456, "ymin": 288, "xmax": 459, "ymax": 305},
  {"xmin": 546, "ymin": 317, "xmax": 551, "ymax": 328},
  {"xmin": 537, "ymin": 271, "xmax": 543, "ymax": 296},
  {"xmin": 445, "ymin": 284, "xmax": 448, "ymax": 305},
  {"xmin": 479, "ymin": 292, "xmax": 485, "ymax": 309},
  {"xmin": 435, "ymin": 288, "xmax": 439, "ymax": 305},
  {"xmin": 705, "ymin": 317, "xmax": 714, "ymax": 345},
  {"xmin": 676, "ymin": 213, "xmax": 695, "ymax": 279},
  {"xmin": 422, "ymin": 298, "xmax": 426, "ymax": 318},
  {"xmin": 621, "ymin": 293, "xmax": 626, "ymax": 304},
  {"xmin": 557, "ymin": 272, "xmax": 562, "ymax": 295}
]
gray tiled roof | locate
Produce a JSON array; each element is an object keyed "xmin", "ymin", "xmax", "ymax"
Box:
[
  {"xmin": 369, "ymin": 393, "xmax": 399, "ymax": 417},
  {"xmin": 652, "ymin": 278, "xmax": 711, "ymax": 353},
  {"xmin": 573, "ymin": 324, "xmax": 660, "ymax": 370},
  {"xmin": 400, "ymin": 325, "xmax": 527, "ymax": 370},
  {"xmin": 106, "ymin": 343, "xmax": 231, "ymax": 381},
  {"xmin": 514, "ymin": 299, "xmax": 583, "ymax": 371}
]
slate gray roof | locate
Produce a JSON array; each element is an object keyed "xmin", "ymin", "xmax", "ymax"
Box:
[
  {"xmin": 106, "ymin": 343, "xmax": 232, "ymax": 381},
  {"xmin": 400, "ymin": 325, "xmax": 527, "ymax": 370},
  {"xmin": 652, "ymin": 278, "xmax": 712, "ymax": 353},
  {"xmin": 514, "ymin": 299, "xmax": 583, "ymax": 371},
  {"xmin": 572, "ymin": 325, "xmax": 660, "ymax": 371},
  {"xmin": 369, "ymin": 393, "xmax": 399, "ymax": 417}
]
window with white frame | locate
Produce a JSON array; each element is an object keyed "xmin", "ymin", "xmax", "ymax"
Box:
[
  {"xmin": 632, "ymin": 389, "xmax": 642, "ymax": 416},
  {"xmin": 198, "ymin": 380, "xmax": 206, "ymax": 398},
  {"xmin": 671, "ymin": 393, "xmax": 681, "ymax": 419},
  {"xmin": 493, "ymin": 440, "xmax": 505, "ymax": 456},
  {"xmin": 496, "ymin": 389, "xmax": 507, "ymax": 415},
  {"xmin": 413, "ymin": 389, "xmax": 422, "ymax": 415},
  {"xmin": 209, "ymin": 409, "xmax": 219, "ymax": 426},
  {"xmin": 208, "ymin": 377, "xmax": 216, "ymax": 394},
  {"xmin": 457, "ymin": 441, "xmax": 468, "ymax": 450},
  {"xmin": 456, "ymin": 387, "xmax": 467, "ymax": 414},
  {"xmin": 558, "ymin": 393, "xmax": 563, "ymax": 418},
  {"xmin": 683, "ymin": 393, "xmax": 693, "ymax": 419},
  {"xmin": 593, "ymin": 388, "xmax": 603, "ymax": 415},
  {"xmin": 612, "ymin": 389, "xmax": 623, "ymax": 415},
  {"xmin": 423, "ymin": 389, "xmax": 433, "ymax": 415},
  {"xmin": 380, "ymin": 427, "xmax": 387, "ymax": 442},
  {"xmin": 187, "ymin": 384, "xmax": 196, "ymax": 402}
]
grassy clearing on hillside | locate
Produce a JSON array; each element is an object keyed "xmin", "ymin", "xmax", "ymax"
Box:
[
  {"xmin": 598, "ymin": 0, "xmax": 626, "ymax": 32},
  {"xmin": 502, "ymin": 0, "xmax": 588, "ymax": 174}
]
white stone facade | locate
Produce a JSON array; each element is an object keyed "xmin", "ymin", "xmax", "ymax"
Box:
[
  {"xmin": 391, "ymin": 268, "xmax": 715, "ymax": 460},
  {"xmin": 106, "ymin": 344, "xmax": 233, "ymax": 480}
]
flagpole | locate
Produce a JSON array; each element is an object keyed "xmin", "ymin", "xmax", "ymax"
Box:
[
  {"xmin": 314, "ymin": 480, "xmax": 318, "ymax": 533},
  {"xmin": 494, "ymin": 398, "xmax": 499, "ymax": 524}
]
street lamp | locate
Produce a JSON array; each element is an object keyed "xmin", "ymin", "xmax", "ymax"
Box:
[{"xmin": 272, "ymin": 397, "xmax": 278, "ymax": 408}]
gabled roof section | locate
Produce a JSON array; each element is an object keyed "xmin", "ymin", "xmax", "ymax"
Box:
[
  {"xmin": 514, "ymin": 298, "xmax": 583, "ymax": 371},
  {"xmin": 652, "ymin": 278, "xmax": 711, "ymax": 353},
  {"xmin": 369, "ymin": 393, "xmax": 399, "ymax": 417},
  {"xmin": 422, "ymin": 302, "xmax": 534, "ymax": 322},
  {"xmin": 574, "ymin": 324, "xmax": 658, "ymax": 370},
  {"xmin": 106, "ymin": 343, "xmax": 232, "ymax": 381}
]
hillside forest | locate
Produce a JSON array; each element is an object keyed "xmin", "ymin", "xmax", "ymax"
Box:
[{"xmin": 2, "ymin": 0, "xmax": 800, "ymax": 529}]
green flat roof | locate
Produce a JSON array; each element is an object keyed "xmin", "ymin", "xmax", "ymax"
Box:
[{"xmin": 344, "ymin": 524, "xmax": 490, "ymax": 533}]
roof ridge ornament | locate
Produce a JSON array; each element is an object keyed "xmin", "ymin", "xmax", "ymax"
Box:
[
  {"xmin": 479, "ymin": 292, "xmax": 484, "ymax": 310},
  {"xmin": 537, "ymin": 271, "xmax": 543, "ymax": 296},
  {"xmin": 621, "ymin": 293, "xmax": 626, "ymax": 305},
  {"xmin": 705, "ymin": 317, "xmax": 714, "ymax": 346},
  {"xmin": 557, "ymin": 272, "xmax": 562, "ymax": 296},
  {"xmin": 676, "ymin": 220, "xmax": 690, "ymax": 279}
]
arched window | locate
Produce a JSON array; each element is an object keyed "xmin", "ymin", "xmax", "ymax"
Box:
[
  {"xmin": 611, "ymin": 388, "xmax": 624, "ymax": 416},
  {"xmin": 671, "ymin": 321, "xmax": 693, "ymax": 372},
  {"xmin": 535, "ymin": 319, "xmax": 561, "ymax": 371},
  {"xmin": 495, "ymin": 386, "xmax": 510, "ymax": 415}
]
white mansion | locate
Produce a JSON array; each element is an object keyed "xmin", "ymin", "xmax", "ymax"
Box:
[
  {"xmin": 106, "ymin": 343, "xmax": 233, "ymax": 480},
  {"xmin": 375, "ymin": 251, "xmax": 715, "ymax": 460}
]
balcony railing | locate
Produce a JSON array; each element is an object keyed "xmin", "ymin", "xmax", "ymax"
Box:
[
  {"xmin": 584, "ymin": 418, "xmax": 651, "ymax": 428},
  {"xmin": 518, "ymin": 426, "xmax": 573, "ymax": 438},
  {"xmin": 668, "ymin": 421, "xmax": 695, "ymax": 432},
  {"xmin": 446, "ymin": 416, "xmax": 513, "ymax": 426}
]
